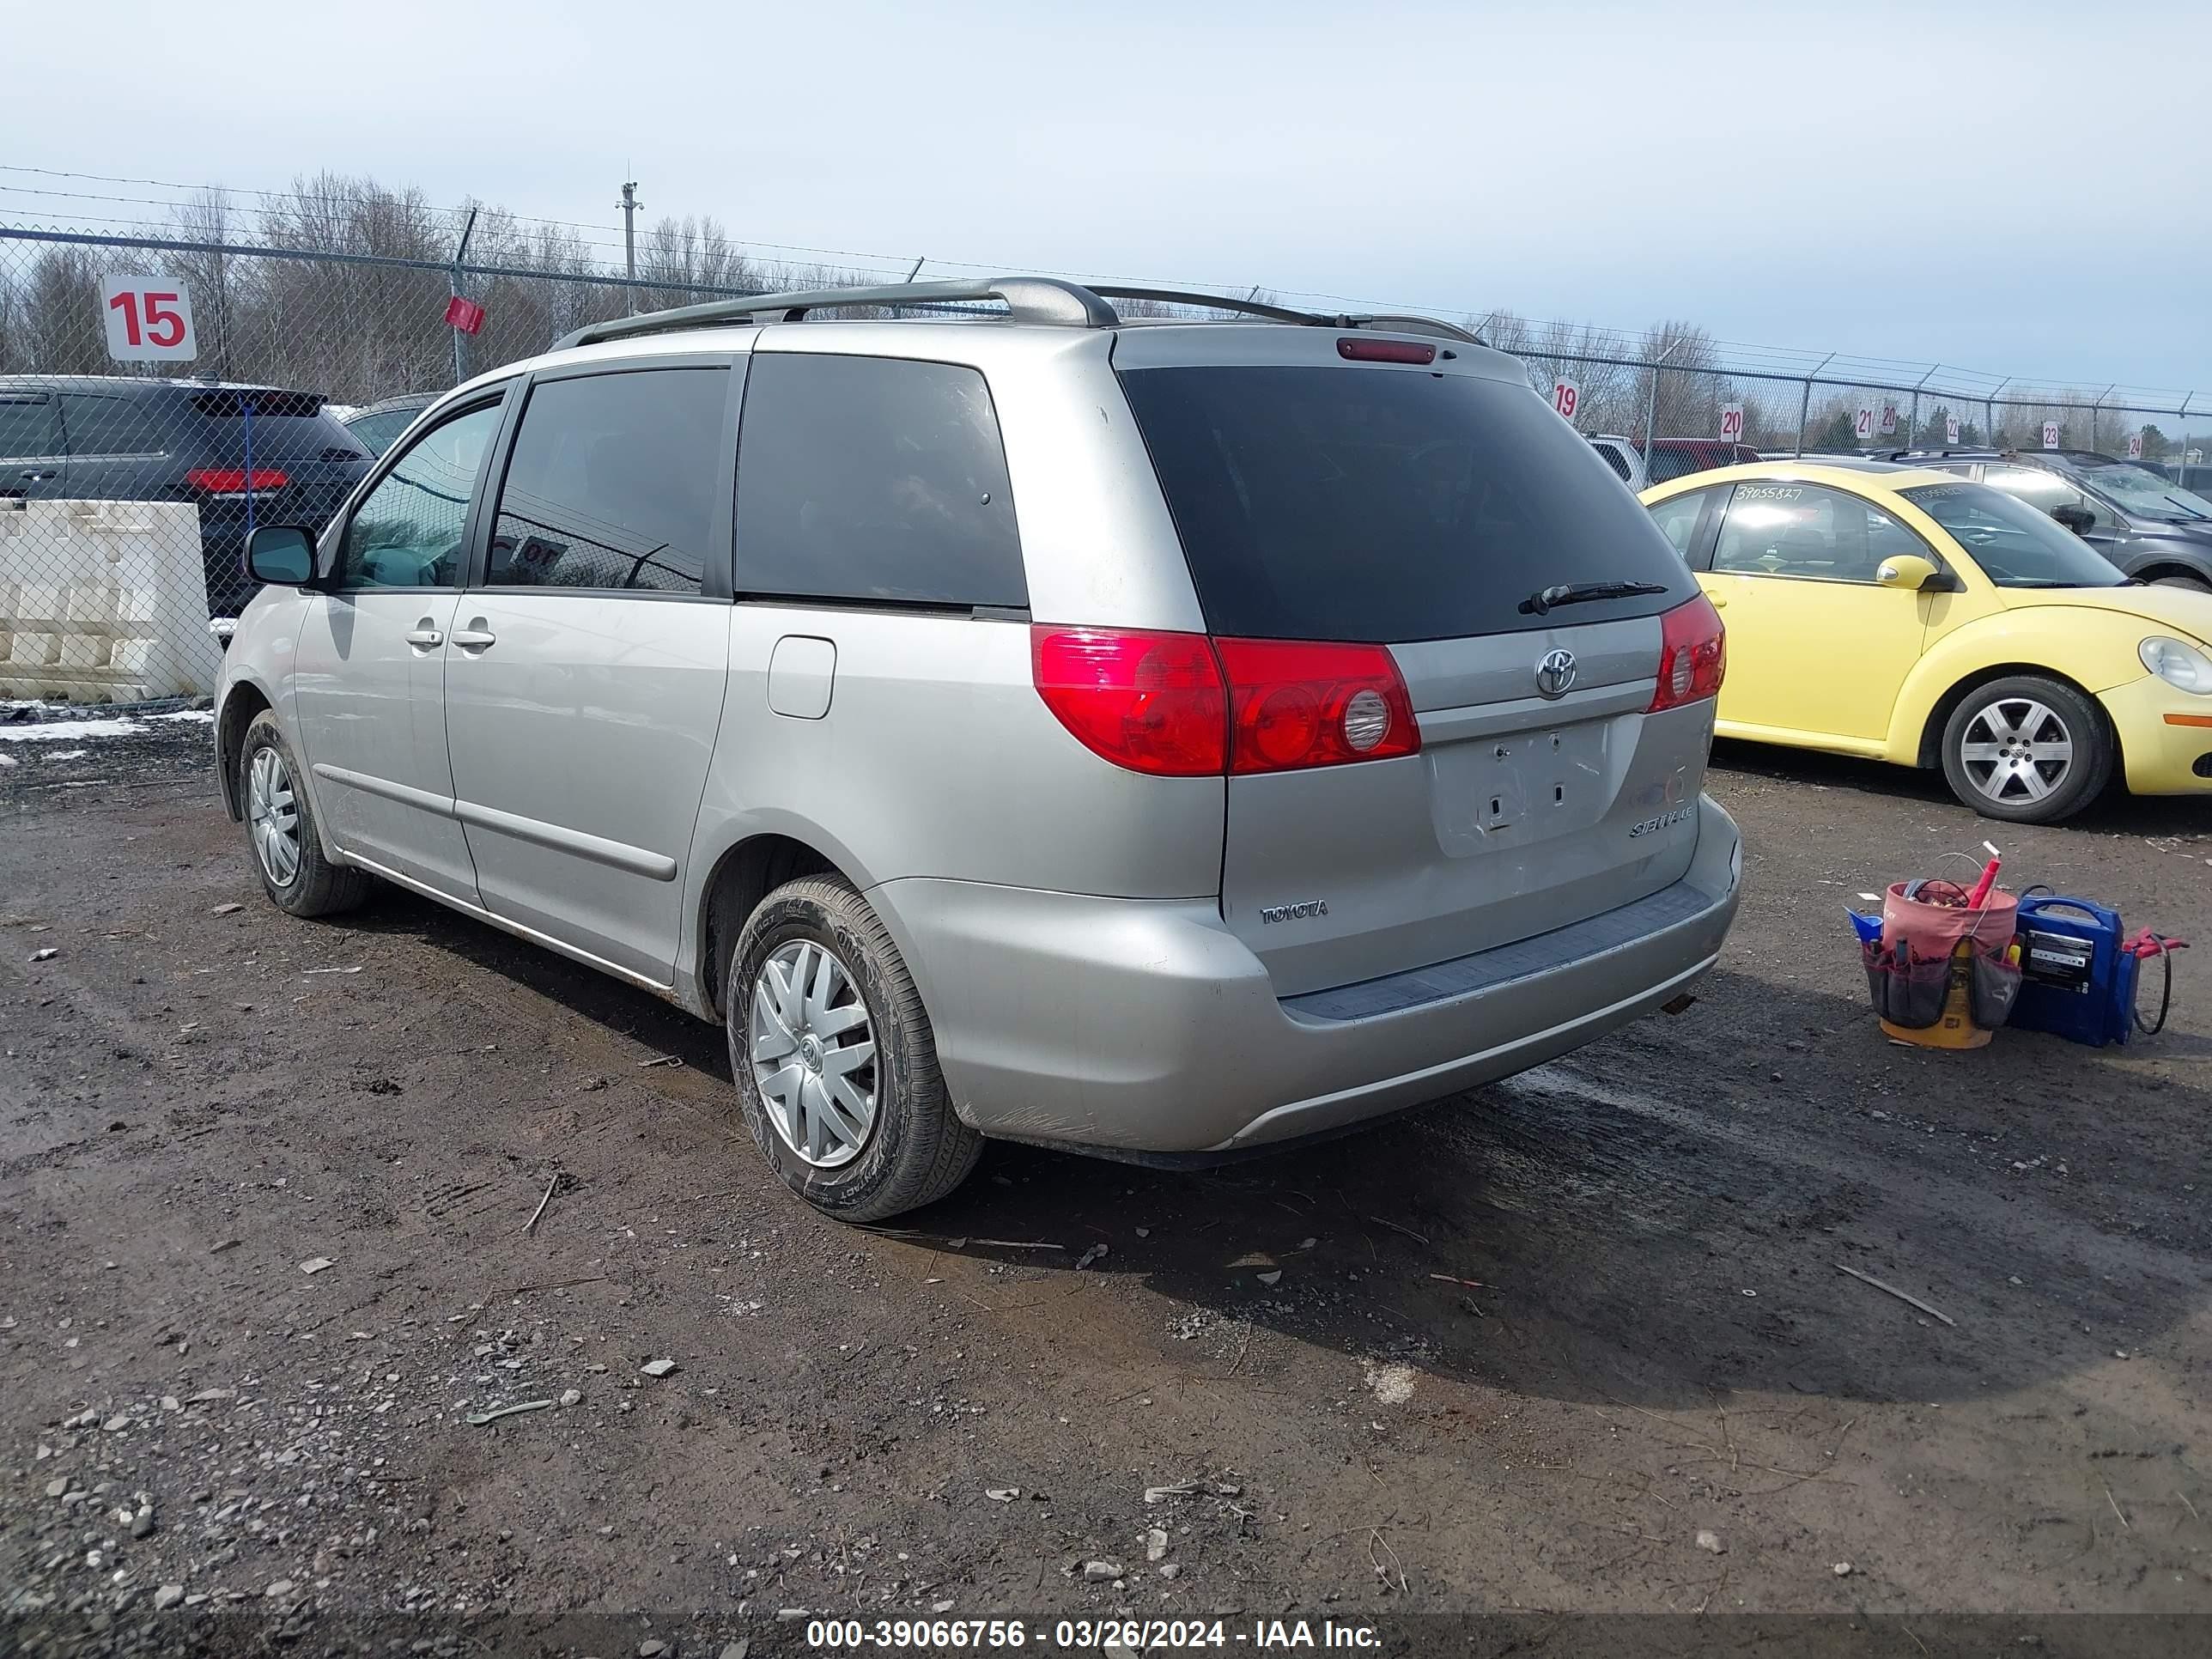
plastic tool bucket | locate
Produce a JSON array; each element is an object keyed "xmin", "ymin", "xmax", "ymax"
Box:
[{"xmin": 1875, "ymin": 882, "xmax": 2020, "ymax": 1050}]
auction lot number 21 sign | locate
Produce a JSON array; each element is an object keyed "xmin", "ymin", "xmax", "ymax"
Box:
[{"xmin": 100, "ymin": 276, "xmax": 198, "ymax": 362}]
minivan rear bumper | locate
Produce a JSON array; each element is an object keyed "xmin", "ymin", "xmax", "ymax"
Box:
[{"xmin": 868, "ymin": 794, "xmax": 1741, "ymax": 1154}]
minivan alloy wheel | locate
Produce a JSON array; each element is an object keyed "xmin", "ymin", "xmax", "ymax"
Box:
[
  {"xmin": 750, "ymin": 939, "xmax": 878, "ymax": 1168},
  {"xmin": 1957, "ymin": 696, "xmax": 2073, "ymax": 805},
  {"xmin": 247, "ymin": 746, "xmax": 301, "ymax": 886}
]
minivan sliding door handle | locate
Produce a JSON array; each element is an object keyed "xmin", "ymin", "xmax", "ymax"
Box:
[{"xmin": 451, "ymin": 626, "xmax": 497, "ymax": 651}]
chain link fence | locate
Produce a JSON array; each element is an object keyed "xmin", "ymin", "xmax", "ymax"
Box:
[
  {"xmin": 0, "ymin": 226, "xmax": 787, "ymax": 707},
  {"xmin": 3, "ymin": 222, "xmax": 2209, "ymax": 708}
]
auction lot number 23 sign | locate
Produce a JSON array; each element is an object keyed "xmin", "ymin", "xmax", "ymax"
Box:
[{"xmin": 100, "ymin": 276, "xmax": 198, "ymax": 362}]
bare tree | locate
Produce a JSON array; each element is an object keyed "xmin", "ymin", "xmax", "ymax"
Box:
[
  {"xmin": 1638, "ymin": 319, "xmax": 1722, "ymax": 441},
  {"xmin": 19, "ymin": 246, "xmax": 106, "ymax": 375}
]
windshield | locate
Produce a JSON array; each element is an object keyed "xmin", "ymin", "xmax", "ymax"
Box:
[
  {"xmin": 2077, "ymin": 461, "xmax": 2212, "ymax": 523},
  {"xmin": 1901, "ymin": 481, "xmax": 2128, "ymax": 588},
  {"xmin": 1117, "ymin": 366, "xmax": 1691, "ymax": 641}
]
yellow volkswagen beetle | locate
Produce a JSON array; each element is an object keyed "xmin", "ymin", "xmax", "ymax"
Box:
[{"xmin": 1640, "ymin": 460, "xmax": 2212, "ymax": 823}]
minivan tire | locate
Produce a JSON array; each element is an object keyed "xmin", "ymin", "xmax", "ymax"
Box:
[
  {"xmin": 1938, "ymin": 675, "xmax": 2112, "ymax": 825},
  {"xmin": 239, "ymin": 712, "xmax": 375, "ymax": 917},
  {"xmin": 726, "ymin": 876, "xmax": 981, "ymax": 1222}
]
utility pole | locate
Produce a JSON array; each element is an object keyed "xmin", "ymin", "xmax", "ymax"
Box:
[{"xmin": 618, "ymin": 180, "xmax": 642, "ymax": 314}]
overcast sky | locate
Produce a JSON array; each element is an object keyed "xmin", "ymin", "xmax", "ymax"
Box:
[{"xmin": 9, "ymin": 0, "xmax": 2204, "ymax": 403}]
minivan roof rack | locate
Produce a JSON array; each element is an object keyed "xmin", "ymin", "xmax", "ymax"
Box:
[{"xmin": 554, "ymin": 276, "xmax": 1482, "ymax": 351}]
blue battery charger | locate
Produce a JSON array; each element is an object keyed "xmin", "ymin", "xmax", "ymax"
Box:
[{"xmin": 2009, "ymin": 896, "xmax": 2139, "ymax": 1048}]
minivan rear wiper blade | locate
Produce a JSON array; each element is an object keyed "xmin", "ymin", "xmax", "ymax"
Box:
[{"xmin": 1519, "ymin": 580, "xmax": 1670, "ymax": 617}]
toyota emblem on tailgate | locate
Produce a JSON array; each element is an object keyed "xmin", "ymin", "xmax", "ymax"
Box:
[{"xmin": 1534, "ymin": 647, "xmax": 1577, "ymax": 699}]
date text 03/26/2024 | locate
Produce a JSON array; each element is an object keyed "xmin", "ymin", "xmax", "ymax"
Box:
[{"xmin": 805, "ymin": 1618, "xmax": 1383, "ymax": 1649}]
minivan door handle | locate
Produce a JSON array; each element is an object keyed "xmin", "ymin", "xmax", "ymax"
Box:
[
  {"xmin": 451, "ymin": 623, "xmax": 497, "ymax": 651},
  {"xmin": 404, "ymin": 622, "xmax": 445, "ymax": 648},
  {"xmin": 18, "ymin": 469, "xmax": 58, "ymax": 483}
]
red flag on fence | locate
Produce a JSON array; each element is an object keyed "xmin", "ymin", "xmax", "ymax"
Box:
[{"xmin": 444, "ymin": 295, "xmax": 486, "ymax": 336}]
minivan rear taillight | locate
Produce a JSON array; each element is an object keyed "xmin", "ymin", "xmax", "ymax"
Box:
[
  {"xmin": 1650, "ymin": 594, "xmax": 1727, "ymax": 712},
  {"xmin": 1031, "ymin": 627, "xmax": 1228, "ymax": 776},
  {"xmin": 1030, "ymin": 625, "xmax": 1421, "ymax": 777},
  {"xmin": 1213, "ymin": 636, "xmax": 1420, "ymax": 774}
]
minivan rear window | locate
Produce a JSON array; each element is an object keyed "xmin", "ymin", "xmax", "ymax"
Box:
[{"xmin": 1117, "ymin": 367, "xmax": 1691, "ymax": 641}]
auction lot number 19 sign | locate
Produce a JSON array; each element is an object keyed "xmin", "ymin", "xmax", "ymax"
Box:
[
  {"xmin": 1552, "ymin": 379, "xmax": 1581, "ymax": 422},
  {"xmin": 100, "ymin": 276, "xmax": 198, "ymax": 362}
]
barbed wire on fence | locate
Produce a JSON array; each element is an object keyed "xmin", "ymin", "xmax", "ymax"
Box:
[{"xmin": 2, "ymin": 210, "xmax": 2207, "ymax": 714}]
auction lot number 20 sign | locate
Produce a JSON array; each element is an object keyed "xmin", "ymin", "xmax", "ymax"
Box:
[{"xmin": 100, "ymin": 276, "xmax": 198, "ymax": 362}]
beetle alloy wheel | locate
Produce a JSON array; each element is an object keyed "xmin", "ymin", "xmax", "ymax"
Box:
[
  {"xmin": 748, "ymin": 939, "xmax": 879, "ymax": 1169},
  {"xmin": 1957, "ymin": 696, "xmax": 2075, "ymax": 806},
  {"xmin": 246, "ymin": 746, "xmax": 301, "ymax": 887}
]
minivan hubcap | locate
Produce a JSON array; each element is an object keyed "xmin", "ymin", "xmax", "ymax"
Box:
[
  {"xmin": 749, "ymin": 939, "xmax": 878, "ymax": 1168},
  {"xmin": 247, "ymin": 748, "xmax": 301, "ymax": 886},
  {"xmin": 1960, "ymin": 698, "xmax": 2074, "ymax": 805}
]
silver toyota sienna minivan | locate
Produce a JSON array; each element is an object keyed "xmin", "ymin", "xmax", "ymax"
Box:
[{"xmin": 216, "ymin": 277, "xmax": 1741, "ymax": 1221}]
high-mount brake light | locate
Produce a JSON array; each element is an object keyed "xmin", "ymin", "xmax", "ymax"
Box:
[{"xmin": 1336, "ymin": 337, "xmax": 1437, "ymax": 366}]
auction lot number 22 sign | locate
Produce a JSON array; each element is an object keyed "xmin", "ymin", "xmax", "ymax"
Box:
[{"xmin": 100, "ymin": 276, "xmax": 198, "ymax": 362}]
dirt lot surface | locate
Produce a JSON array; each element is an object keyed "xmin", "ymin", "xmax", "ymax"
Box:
[{"xmin": 3, "ymin": 715, "xmax": 2209, "ymax": 1656}]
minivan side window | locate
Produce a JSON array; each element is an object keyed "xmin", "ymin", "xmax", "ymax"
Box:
[
  {"xmin": 735, "ymin": 353, "xmax": 1026, "ymax": 608},
  {"xmin": 336, "ymin": 401, "xmax": 503, "ymax": 590},
  {"xmin": 0, "ymin": 394, "xmax": 61, "ymax": 459},
  {"xmin": 486, "ymin": 367, "xmax": 730, "ymax": 594}
]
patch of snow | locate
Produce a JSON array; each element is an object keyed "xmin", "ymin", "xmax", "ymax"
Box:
[
  {"xmin": 43, "ymin": 750, "xmax": 88, "ymax": 761},
  {"xmin": 150, "ymin": 709, "xmax": 216, "ymax": 725},
  {"xmin": 0, "ymin": 720, "xmax": 149, "ymax": 742},
  {"xmin": 0, "ymin": 752, "xmax": 15, "ymax": 767}
]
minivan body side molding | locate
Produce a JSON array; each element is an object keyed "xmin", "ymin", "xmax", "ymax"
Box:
[
  {"xmin": 453, "ymin": 798, "xmax": 680, "ymax": 882},
  {"xmin": 312, "ymin": 762, "xmax": 679, "ymax": 881},
  {"xmin": 312, "ymin": 761, "xmax": 455, "ymax": 819}
]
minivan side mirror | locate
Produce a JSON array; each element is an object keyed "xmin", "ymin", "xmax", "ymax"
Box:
[
  {"xmin": 2051, "ymin": 503, "xmax": 2096, "ymax": 535},
  {"xmin": 1875, "ymin": 553, "xmax": 1941, "ymax": 591},
  {"xmin": 246, "ymin": 525, "xmax": 316, "ymax": 586}
]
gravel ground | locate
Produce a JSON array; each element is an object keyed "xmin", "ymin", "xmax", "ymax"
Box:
[{"xmin": 2, "ymin": 715, "xmax": 2209, "ymax": 1656}]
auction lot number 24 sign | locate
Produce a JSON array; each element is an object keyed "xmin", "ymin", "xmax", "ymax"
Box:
[{"xmin": 100, "ymin": 276, "xmax": 198, "ymax": 362}]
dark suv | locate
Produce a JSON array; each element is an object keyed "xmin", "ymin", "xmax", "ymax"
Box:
[
  {"xmin": 1893, "ymin": 447, "xmax": 2212, "ymax": 589},
  {"xmin": 0, "ymin": 376, "xmax": 370, "ymax": 617}
]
